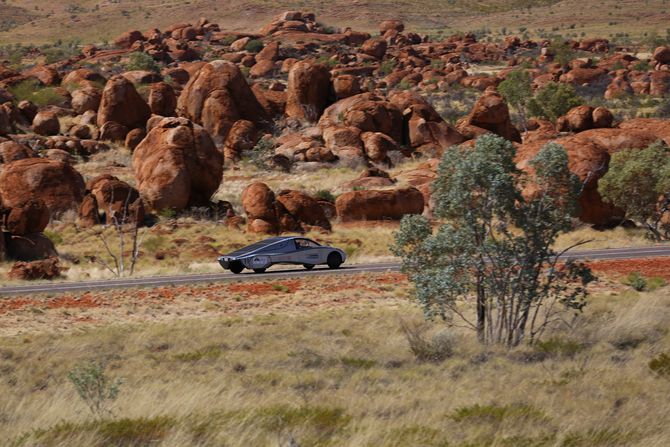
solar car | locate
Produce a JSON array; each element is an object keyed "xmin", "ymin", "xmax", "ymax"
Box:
[{"xmin": 218, "ymin": 236, "xmax": 347, "ymax": 274}]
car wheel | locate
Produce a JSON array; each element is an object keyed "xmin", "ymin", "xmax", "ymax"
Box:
[
  {"xmin": 327, "ymin": 252, "xmax": 343, "ymax": 269},
  {"xmin": 229, "ymin": 261, "xmax": 244, "ymax": 274},
  {"xmin": 253, "ymin": 268, "xmax": 267, "ymax": 273},
  {"xmin": 303, "ymin": 264, "xmax": 314, "ymax": 270}
]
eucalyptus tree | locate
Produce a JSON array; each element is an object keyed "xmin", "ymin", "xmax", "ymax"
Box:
[{"xmin": 393, "ymin": 135, "xmax": 594, "ymax": 346}]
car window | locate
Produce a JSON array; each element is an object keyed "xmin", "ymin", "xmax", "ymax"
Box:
[{"xmin": 296, "ymin": 239, "xmax": 319, "ymax": 249}]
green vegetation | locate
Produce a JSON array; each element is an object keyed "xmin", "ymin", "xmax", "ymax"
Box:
[
  {"xmin": 124, "ymin": 51, "xmax": 160, "ymax": 73},
  {"xmin": 9, "ymin": 79, "xmax": 64, "ymax": 106},
  {"xmin": 598, "ymin": 141, "xmax": 670, "ymax": 240},
  {"xmin": 244, "ymin": 39, "xmax": 264, "ymax": 53},
  {"xmin": 622, "ymin": 272, "xmax": 667, "ymax": 292},
  {"xmin": 498, "ymin": 69, "xmax": 533, "ymax": 130},
  {"xmin": 67, "ymin": 362, "xmax": 122, "ymax": 418},
  {"xmin": 393, "ymin": 135, "xmax": 594, "ymax": 346},
  {"xmin": 528, "ymin": 81, "xmax": 583, "ymax": 121}
]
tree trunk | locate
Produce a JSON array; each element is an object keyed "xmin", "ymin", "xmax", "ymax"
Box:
[{"xmin": 477, "ymin": 278, "xmax": 486, "ymax": 343}]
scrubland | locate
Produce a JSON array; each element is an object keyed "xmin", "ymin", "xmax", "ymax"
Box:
[{"xmin": 2, "ymin": 268, "xmax": 670, "ymax": 446}]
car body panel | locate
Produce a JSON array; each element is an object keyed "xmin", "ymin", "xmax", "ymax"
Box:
[{"xmin": 218, "ymin": 237, "xmax": 346, "ymax": 271}]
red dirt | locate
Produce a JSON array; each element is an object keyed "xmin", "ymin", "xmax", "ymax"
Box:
[{"xmin": 588, "ymin": 257, "xmax": 670, "ymax": 280}]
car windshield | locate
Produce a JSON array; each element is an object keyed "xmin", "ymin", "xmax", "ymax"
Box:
[{"xmin": 227, "ymin": 238, "xmax": 284, "ymax": 256}]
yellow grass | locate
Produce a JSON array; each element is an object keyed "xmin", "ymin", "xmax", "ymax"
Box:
[{"xmin": 2, "ymin": 274, "xmax": 670, "ymax": 446}]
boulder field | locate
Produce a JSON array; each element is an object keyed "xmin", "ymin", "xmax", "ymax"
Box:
[{"xmin": 2, "ymin": 11, "xmax": 670, "ymax": 276}]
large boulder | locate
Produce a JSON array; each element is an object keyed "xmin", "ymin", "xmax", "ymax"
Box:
[
  {"xmin": 176, "ymin": 60, "xmax": 268, "ymax": 143},
  {"xmin": 0, "ymin": 158, "xmax": 85, "ymax": 215},
  {"xmin": 5, "ymin": 198, "xmax": 50, "ymax": 235},
  {"xmin": 458, "ymin": 88, "xmax": 521, "ymax": 142},
  {"xmin": 319, "ymin": 93, "xmax": 404, "ymax": 143},
  {"xmin": 132, "ymin": 117, "xmax": 223, "ymax": 212},
  {"xmin": 335, "ymin": 187, "xmax": 424, "ymax": 221},
  {"xmin": 276, "ymin": 190, "xmax": 331, "ymax": 231},
  {"xmin": 71, "ymin": 87, "xmax": 102, "ymax": 115},
  {"xmin": 148, "ymin": 82, "xmax": 177, "ymax": 117},
  {"xmin": 286, "ymin": 61, "xmax": 333, "ymax": 122},
  {"xmin": 97, "ymin": 75, "xmax": 151, "ymax": 129},
  {"xmin": 0, "ymin": 140, "xmax": 37, "ymax": 164},
  {"xmin": 32, "ymin": 111, "xmax": 61, "ymax": 136},
  {"xmin": 653, "ymin": 46, "xmax": 670, "ymax": 65},
  {"xmin": 8, "ymin": 257, "xmax": 62, "ymax": 281},
  {"xmin": 242, "ymin": 182, "xmax": 278, "ymax": 233},
  {"xmin": 87, "ymin": 174, "xmax": 144, "ymax": 224},
  {"xmin": 389, "ymin": 91, "xmax": 465, "ymax": 154},
  {"xmin": 557, "ymin": 105, "xmax": 594, "ymax": 133},
  {"xmin": 223, "ymin": 120, "xmax": 257, "ymax": 163},
  {"xmin": 361, "ymin": 37, "xmax": 387, "ymax": 60},
  {"xmin": 7, "ymin": 233, "xmax": 58, "ymax": 262}
]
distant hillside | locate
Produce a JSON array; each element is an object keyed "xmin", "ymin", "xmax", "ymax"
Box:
[{"xmin": 0, "ymin": 0, "xmax": 668, "ymax": 45}]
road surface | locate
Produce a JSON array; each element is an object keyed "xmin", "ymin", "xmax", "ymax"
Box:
[{"xmin": 2, "ymin": 245, "xmax": 670, "ymax": 296}]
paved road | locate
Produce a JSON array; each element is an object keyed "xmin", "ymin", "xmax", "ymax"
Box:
[{"xmin": 2, "ymin": 245, "xmax": 670, "ymax": 296}]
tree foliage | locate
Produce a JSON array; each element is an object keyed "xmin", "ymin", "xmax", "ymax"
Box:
[
  {"xmin": 598, "ymin": 141, "xmax": 670, "ymax": 240},
  {"xmin": 528, "ymin": 81, "xmax": 583, "ymax": 122},
  {"xmin": 498, "ymin": 69, "xmax": 533, "ymax": 131},
  {"xmin": 392, "ymin": 135, "xmax": 594, "ymax": 346}
]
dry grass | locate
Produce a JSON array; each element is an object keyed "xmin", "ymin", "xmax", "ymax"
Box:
[
  {"xmin": 0, "ymin": 0, "xmax": 667, "ymax": 45},
  {"xmin": 2, "ymin": 273, "xmax": 670, "ymax": 446}
]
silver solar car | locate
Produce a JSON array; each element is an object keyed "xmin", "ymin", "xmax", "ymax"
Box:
[{"xmin": 218, "ymin": 236, "xmax": 347, "ymax": 274}]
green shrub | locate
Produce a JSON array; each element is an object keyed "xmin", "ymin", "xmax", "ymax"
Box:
[
  {"xmin": 68, "ymin": 361, "xmax": 122, "ymax": 418},
  {"xmin": 315, "ymin": 189, "xmax": 336, "ymax": 202},
  {"xmin": 624, "ymin": 272, "xmax": 647, "ymax": 291},
  {"xmin": 317, "ymin": 55, "xmax": 338, "ymax": 67},
  {"xmin": 528, "ymin": 82, "xmax": 583, "ymax": 121},
  {"xmin": 379, "ymin": 59, "xmax": 396, "ymax": 76},
  {"xmin": 271, "ymin": 284, "xmax": 290, "ymax": 293},
  {"xmin": 649, "ymin": 353, "xmax": 670, "ymax": 377},
  {"xmin": 124, "ymin": 51, "xmax": 159, "ymax": 73},
  {"xmin": 43, "ymin": 230, "xmax": 63, "ymax": 246},
  {"xmin": 9, "ymin": 79, "xmax": 64, "ymax": 106},
  {"xmin": 632, "ymin": 60, "xmax": 652, "ymax": 71},
  {"xmin": 244, "ymin": 39, "xmax": 264, "ymax": 53},
  {"xmin": 220, "ymin": 35, "xmax": 237, "ymax": 46}
]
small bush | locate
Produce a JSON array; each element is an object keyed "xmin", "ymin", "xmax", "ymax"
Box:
[
  {"xmin": 528, "ymin": 81, "xmax": 583, "ymax": 122},
  {"xmin": 649, "ymin": 353, "xmax": 670, "ymax": 377},
  {"xmin": 379, "ymin": 59, "xmax": 396, "ymax": 76},
  {"xmin": 400, "ymin": 321, "xmax": 455, "ymax": 363},
  {"xmin": 272, "ymin": 284, "xmax": 290, "ymax": 293},
  {"xmin": 621, "ymin": 272, "xmax": 666, "ymax": 291},
  {"xmin": 43, "ymin": 230, "xmax": 64, "ymax": 246},
  {"xmin": 9, "ymin": 79, "xmax": 64, "ymax": 106},
  {"xmin": 315, "ymin": 190, "xmax": 336, "ymax": 202},
  {"xmin": 244, "ymin": 39, "xmax": 264, "ymax": 53},
  {"xmin": 68, "ymin": 361, "xmax": 122, "ymax": 418},
  {"xmin": 316, "ymin": 55, "xmax": 338, "ymax": 67},
  {"xmin": 125, "ymin": 51, "xmax": 159, "ymax": 73}
]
